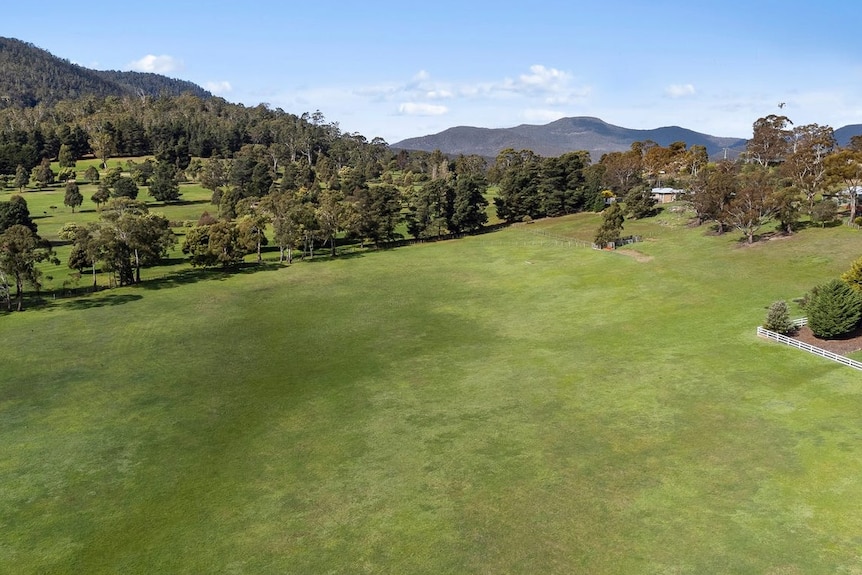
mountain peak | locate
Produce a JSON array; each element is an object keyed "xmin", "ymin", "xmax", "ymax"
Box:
[{"xmin": 394, "ymin": 116, "xmax": 749, "ymax": 160}]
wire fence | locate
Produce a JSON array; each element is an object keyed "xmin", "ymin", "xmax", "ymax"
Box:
[
  {"xmin": 508, "ymin": 226, "xmax": 594, "ymax": 249},
  {"xmin": 756, "ymin": 318, "xmax": 862, "ymax": 371}
]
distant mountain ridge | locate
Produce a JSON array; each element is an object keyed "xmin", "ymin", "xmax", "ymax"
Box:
[
  {"xmin": 834, "ymin": 124, "xmax": 862, "ymax": 148},
  {"xmin": 394, "ymin": 116, "xmax": 750, "ymax": 160},
  {"xmin": 0, "ymin": 37, "xmax": 210, "ymax": 108}
]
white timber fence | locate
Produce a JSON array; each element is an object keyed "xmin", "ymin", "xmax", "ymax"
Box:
[{"xmin": 757, "ymin": 318, "xmax": 862, "ymax": 371}]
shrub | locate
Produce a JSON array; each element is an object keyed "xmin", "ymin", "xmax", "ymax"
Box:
[
  {"xmin": 804, "ymin": 279, "xmax": 862, "ymax": 338},
  {"xmin": 841, "ymin": 255, "xmax": 862, "ymax": 292},
  {"xmin": 197, "ymin": 211, "xmax": 218, "ymax": 226},
  {"xmin": 763, "ymin": 300, "xmax": 796, "ymax": 335},
  {"xmin": 810, "ymin": 200, "xmax": 838, "ymax": 227}
]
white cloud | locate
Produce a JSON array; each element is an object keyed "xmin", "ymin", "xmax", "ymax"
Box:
[
  {"xmin": 426, "ymin": 89, "xmax": 453, "ymax": 100},
  {"xmin": 486, "ymin": 64, "xmax": 593, "ymax": 108},
  {"xmin": 205, "ymin": 81, "xmax": 233, "ymax": 95},
  {"xmin": 128, "ymin": 54, "xmax": 184, "ymax": 74},
  {"xmin": 519, "ymin": 65, "xmax": 570, "ymax": 88},
  {"xmin": 259, "ymin": 65, "xmax": 591, "ymax": 142},
  {"xmin": 665, "ymin": 84, "xmax": 696, "ymax": 98},
  {"xmin": 398, "ymin": 102, "xmax": 449, "ymax": 116}
]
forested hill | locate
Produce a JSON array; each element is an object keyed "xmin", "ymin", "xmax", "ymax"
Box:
[
  {"xmin": 95, "ymin": 70, "xmax": 211, "ymax": 100},
  {"xmin": 0, "ymin": 37, "xmax": 210, "ymax": 108},
  {"xmin": 394, "ymin": 116, "xmax": 750, "ymax": 160}
]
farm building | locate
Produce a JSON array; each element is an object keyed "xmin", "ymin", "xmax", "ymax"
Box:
[{"xmin": 651, "ymin": 187, "xmax": 685, "ymax": 204}]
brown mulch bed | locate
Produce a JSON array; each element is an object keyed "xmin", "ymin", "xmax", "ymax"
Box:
[{"xmin": 791, "ymin": 324, "xmax": 862, "ymax": 355}]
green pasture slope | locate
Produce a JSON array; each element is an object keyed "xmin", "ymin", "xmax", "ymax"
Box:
[{"xmin": 3, "ymin": 211, "xmax": 862, "ymax": 573}]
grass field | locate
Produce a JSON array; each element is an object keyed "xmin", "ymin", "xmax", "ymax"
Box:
[
  {"xmin": 2, "ymin": 175, "xmax": 217, "ymax": 293},
  {"xmin": 3, "ymin": 207, "xmax": 862, "ymax": 573}
]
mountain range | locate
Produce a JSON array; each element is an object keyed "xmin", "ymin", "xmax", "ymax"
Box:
[
  {"xmin": 394, "ymin": 116, "xmax": 862, "ymax": 161},
  {"xmin": 3, "ymin": 35, "xmax": 862, "ymax": 161}
]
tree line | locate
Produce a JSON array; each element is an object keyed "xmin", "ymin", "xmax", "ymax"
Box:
[
  {"xmin": 585, "ymin": 115, "xmax": 862, "ymax": 246},
  {"xmin": 2, "ymin": 96, "xmax": 861, "ymax": 311}
]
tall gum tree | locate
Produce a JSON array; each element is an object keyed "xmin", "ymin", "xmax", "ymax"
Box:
[
  {"xmin": 824, "ymin": 149, "xmax": 862, "ymax": 224},
  {"xmin": 781, "ymin": 123, "xmax": 836, "ymax": 213},
  {"xmin": 746, "ymin": 115, "xmax": 793, "ymax": 167},
  {"xmin": 0, "ymin": 224, "xmax": 56, "ymax": 311}
]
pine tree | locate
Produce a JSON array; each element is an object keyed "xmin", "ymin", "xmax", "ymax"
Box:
[
  {"xmin": 805, "ymin": 279, "xmax": 862, "ymax": 338},
  {"xmin": 593, "ymin": 202, "xmax": 624, "ymax": 247},
  {"xmin": 64, "ymin": 181, "xmax": 83, "ymax": 213},
  {"xmin": 763, "ymin": 300, "xmax": 795, "ymax": 334},
  {"xmin": 148, "ymin": 161, "xmax": 181, "ymax": 202}
]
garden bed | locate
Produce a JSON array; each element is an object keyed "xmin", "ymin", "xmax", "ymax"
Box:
[{"xmin": 792, "ymin": 324, "xmax": 862, "ymax": 355}]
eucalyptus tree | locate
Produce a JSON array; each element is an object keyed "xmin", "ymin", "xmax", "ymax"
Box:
[
  {"xmin": 781, "ymin": 123, "xmax": 836, "ymax": 212},
  {"xmin": 600, "ymin": 145, "xmax": 643, "ymax": 195},
  {"xmin": 58, "ymin": 222, "xmax": 105, "ymax": 290},
  {"xmin": 746, "ymin": 115, "xmax": 792, "ymax": 166},
  {"xmin": 259, "ymin": 191, "xmax": 303, "ymax": 263},
  {"xmin": 0, "ymin": 224, "xmax": 56, "ymax": 310},
  {"xmin": 183, "ymin": 220, "xmax": 247, "ymax": 268},
  {"xmin": 13, "ymin": 165, "xmax": 29, "ymax": 191},
  {"xmin": 100, "ymin": 198, "xmax": 175, "ymax": 284},
  {"xmin": 722, "ymin": 166, "xmax": 777, "ymax": 244},
  {"xmin": 688, "ymin": 160, "xmax": 738, "ymax": 232},
  {"xmin": 199, "ymin": 156, "xmax": 229, "ymax": 194},
  {"xmin": 91, "ymin": 181, "xmax": 111, "ymax": 210},
  {"xmin": 315, "ymin": 188, "xmax": 357, "ymax": 256},
  {"xmin": 824, "ymin": 148, "xmax": 862, "ymax": 224},
  {"xmin": 88, "ymin": 120, "xmax": 116, "ymax": 169},
  {"xmin": 236, "ymin": 197, "xmax": 270, "ymax": 263}
]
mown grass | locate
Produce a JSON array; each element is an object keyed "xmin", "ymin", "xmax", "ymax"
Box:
[{"xmin": 3, "ymin": 207, "xmax": 862, "ymax": 573}]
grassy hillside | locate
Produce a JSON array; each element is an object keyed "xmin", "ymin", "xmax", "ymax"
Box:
[{"xmin": 3, "ymin": 211, "xmax": 862, "ymax": 573}]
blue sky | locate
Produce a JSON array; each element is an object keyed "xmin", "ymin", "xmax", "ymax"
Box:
[{"xmin": 4, "ymin": 0, "xmax": 862, "ymax": 144}]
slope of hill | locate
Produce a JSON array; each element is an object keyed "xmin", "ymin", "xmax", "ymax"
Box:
[
  {"xmin": 834, "ymin": 124, "xmax": 862, "ymax": 147},
  {"xmin": 394, "ymin": 116, "xmax": 749, "ymax": 160},
  {"xmin": 95, "ymin": 69, "xmax": 211, "ymax": 100},
  {"xmin": 0, "ymin": 37, "xmax": 210, "ymax": 108}
]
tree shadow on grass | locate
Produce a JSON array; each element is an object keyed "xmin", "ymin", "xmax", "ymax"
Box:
[
  {"xmin": 161, "ymin": 198, "xmax": 210, "ymax": 207},
  {"xmin": 60, "ymin": 293, "xmax": 143, "ymax": 310},
  {"xmin": 301, "ymin": 251, "xmax": 366, "ymax": 264},
  {"xmin": 140, "ymin": 262, "xmax": 284, "ymax": 290}
]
